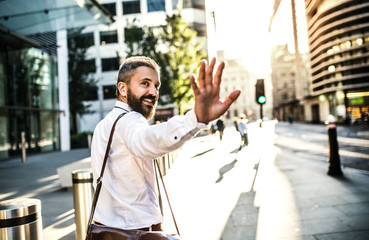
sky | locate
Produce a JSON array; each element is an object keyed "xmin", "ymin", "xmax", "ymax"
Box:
[{"xmin": 205, "ymin": 0, "xmax": 309, "ymax": 74}]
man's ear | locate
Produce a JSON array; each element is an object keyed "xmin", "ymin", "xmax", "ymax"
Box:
[{"xmin": 117, "ymin": 82, "xmax": 127, "ymax": 98}]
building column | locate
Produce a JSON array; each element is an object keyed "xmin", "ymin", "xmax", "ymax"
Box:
[{"xmin": 57, "ymin": 29, "xmax": 71, "ymax": 151}]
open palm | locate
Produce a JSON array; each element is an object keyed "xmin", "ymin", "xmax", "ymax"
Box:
[{"xmin": 191, "ymin": 57, "xmax": 241, "ymax": 124}]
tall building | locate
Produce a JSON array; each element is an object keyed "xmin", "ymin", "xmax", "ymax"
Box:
[
  {"xmin": 78, "ymin": 0, "xmax": 207, "ymax": 132},
  {"xmin": 217, "ymin": 51, "xmax": 273, "ymax": 124},
  {"xmin": 0, "ymin": 0, "xmax": 113, "ymax": 160},
  {"xmin": 271, "ymin": 45, "xmax": 311, "ymax": 121},
  {"xmin": 304, "ymin": 0, "xmax": 369, "ymax": 123}
]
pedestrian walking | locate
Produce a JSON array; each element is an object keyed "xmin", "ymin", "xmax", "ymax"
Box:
[
  {"xmin": 237, "ymin": 115, "xmax": 248, "ymax": 147},
  {"xmin": 288, "ymin": 114, "xmax": 293, "ymax": 124},
  {"xmin": 90, "ymin": 56, "xmax": 240, "ymax": 233},
  {"xmin": 216, "ymin": 118, "xmax": 225, "ymax": 140}
]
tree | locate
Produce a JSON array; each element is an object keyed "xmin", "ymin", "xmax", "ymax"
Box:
[
  {"xmin": 159, "ymin": 13, "xmax": 207, "ymax": 113},
  {"xmin": 124, "ymin": 12, "xmax": 207, "ymax": 113},
  {"xmin": 68, "ymin": 28, "xmax": 97, "ymax": 135}
]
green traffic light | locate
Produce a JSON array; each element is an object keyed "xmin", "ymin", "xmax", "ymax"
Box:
[{"xmin": 258, "ymin": 96, "xmax": 266, "ymax": 104}]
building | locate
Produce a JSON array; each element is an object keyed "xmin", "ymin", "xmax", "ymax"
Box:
[
  {"xmin": 77, "ymin": 0, "xmax": 207, "ymax": 132},
  {"xmin": 304, "ymin": 0, "xmax": 369, "ymax": 123},
  {"xmin": 217, "ymin": 51, "xmax": 273, "ymax": 124},
  {"xmin": 0, "ymin": 0, "xmax": 113, "ymax": 160},
  {"xmin": 271, "ymin": 44, "xmax": 311, "ymax": 121}
]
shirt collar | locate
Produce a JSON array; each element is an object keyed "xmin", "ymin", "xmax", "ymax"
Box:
[{"xmin": 115, "ymin": 100, "xmax": 132, "ymax": 112}]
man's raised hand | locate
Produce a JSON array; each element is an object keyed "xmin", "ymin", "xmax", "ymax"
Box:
[{"xmin": 191, "ymin": 57, "xmax": 241, "ymax": 124}]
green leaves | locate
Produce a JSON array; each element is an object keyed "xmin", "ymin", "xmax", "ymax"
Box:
[{"xmin": 124, "ymin": 12, "xmax": 207, "ymax": 114}]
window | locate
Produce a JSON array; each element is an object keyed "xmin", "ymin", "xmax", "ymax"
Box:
[
  {"xmin": 81, "ymin": 32, "xmax": 94, "ymax": 47},
  {"xmin": 103, "ymin": 85, "xmax": 116, "ymax": 99},
  {"xmin": 100, "ymin": 30, "xmax": 118, "ymax": 45},
  {"xmin": 102, "ymin": 58, "xmax": 119, "ymax": 72},
  {"xmin": 102, "ymin": 3, "xmax": 116, "ymax": 15},
  {"xmin": 85, "ymin": 59, "xmax": 96, "ymax": 73},
  {"xmin": 183, "ymin": 0, "xmax": 205, "ymax": 10},
  {"xmin": 147, "ymin": 0, "xmax": 165, "ymax": 12},
  {"xmin": 83, "ymin": 86, "xmax": 98, "ymax": 101},
  {"xmin": 123, "ymin": 0, "xmax": 140, "ymax": 14},
  {"xmin": 124, "ymin": 27, "xmax": 144, "ymax": 42}
]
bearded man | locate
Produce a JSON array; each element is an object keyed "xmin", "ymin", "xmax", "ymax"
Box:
[{"xmin": 90, "ymin": 56, "xmax": 240, "ymax": 232}]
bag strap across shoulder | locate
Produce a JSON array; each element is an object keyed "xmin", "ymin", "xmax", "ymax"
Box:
[
  {"xmin": 87, "ymin": 112, "xmax": 126, "ymax": 232},
  {"xmin": 86, "ymin": 112, "xmax": 180, "ymax": 236}
]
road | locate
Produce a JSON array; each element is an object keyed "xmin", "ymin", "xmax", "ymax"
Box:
[{"xmin": 274, "ymin": 121, "xmax": 369, "ymax": 172}]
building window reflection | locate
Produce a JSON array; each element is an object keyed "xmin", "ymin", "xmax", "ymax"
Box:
[
  {"xmin": 147, "ymin": 0, "xmax": 165, "ymax": 12},
  {"xmin": 0, "ymin": 47, "xmax": 59, "ymax": 160}
]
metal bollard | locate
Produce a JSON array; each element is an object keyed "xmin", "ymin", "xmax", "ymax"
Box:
[
  {"xmin": 0, "ymin": 198, "xmax": 43, "ymax": 240},
  {"xmin": 325, "ymin": 115, "xmax": 343, "ymax": 176},
  {"xmin": 72, "ymin": 170, "xmax": 94, "ymax": 240},
  {"xmin": 21, "ymin": 131, "xmax": 26, "ymax": 163}
]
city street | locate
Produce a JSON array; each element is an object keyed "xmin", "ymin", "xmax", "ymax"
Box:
[
  {"xmin": 274, "ymin": 121, "xmax": 369, "ymax": 172},
  {"xmin": 161, "ymin": 120, "xmax": 369, "ymax": 239},
  {"xmin": 1, "ymin": 121, "xmax": 368, "ymax": 240}
]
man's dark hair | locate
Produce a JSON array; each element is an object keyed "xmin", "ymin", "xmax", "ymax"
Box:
[{"xmin": 116, "ymin": 56, "xmax": 160, "ymax": 98}]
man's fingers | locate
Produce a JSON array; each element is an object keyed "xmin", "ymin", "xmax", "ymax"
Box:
[
  {"xmin": 190, "ymin": 74, "xmax": 200, "ymax": 95},
  {"xmin": 214, "ymin": 61, "xmax": 225, "ymax": 87},
  {"xmin": 205, "ymin": 57, "xmax": 216, "ymax": 86},
  {"xmin": 224, "ymin": 90, "xmax": 241, "ymax": 107},
  {"xmin": 198, "ymin": 60, "xmax": 206, "ymax": 89}
]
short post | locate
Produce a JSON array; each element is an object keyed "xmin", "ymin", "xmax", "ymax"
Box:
[
  {"xmin": 87, "ymin": 134, "xmax": 92, "ymax": 149},
  {"xmin": 72, "ymin": 170, "xmax": 94, "ymax": 240},
  {"xmin": 21, "ymin": 131, "xmax": 26, "ymax": 163},
  {"xmin": 325, "ymin": 115, "xmax": 343, "ymax": 176},
  {"xmin": 0, "ymin": 198, "xmax": 43, "ymax": 240}
]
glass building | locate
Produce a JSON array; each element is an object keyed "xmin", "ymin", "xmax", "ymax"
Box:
[
  {"xmin": 0, "ymin": 39, "xmax": 59, "ymax": 159},
  {"xmin": 0, "ymin": 0, "xmax": 114, "ymax": 160}
]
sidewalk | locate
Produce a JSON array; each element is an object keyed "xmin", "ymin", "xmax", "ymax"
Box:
[
  {"xmin": 0, "ymin": 124, "xmax": 369, "ymax": 240},
  {"xmin": 0, "ymin": 148, "xmax": 90, "ymax": 240}
]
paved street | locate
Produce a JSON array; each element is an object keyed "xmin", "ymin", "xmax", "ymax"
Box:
[
  {"xmin": 274, "ymin": 121, "xmax": 369, "ymax": 172},
  {"xmin": 1, "ymin": 121, "xmax": 369, "ymax": 240}
]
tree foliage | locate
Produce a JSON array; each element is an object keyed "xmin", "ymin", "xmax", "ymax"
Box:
[
  {"xmin": 124, "ymin": 13, "xmax": 207, "ymax": 113},
  {"xmin": 68, "ymin": 28, "xmax": 97, "ymax": 134}
]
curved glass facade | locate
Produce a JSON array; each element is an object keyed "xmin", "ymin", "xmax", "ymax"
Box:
[{"xmin": 0, "ymin": 47, "xmax": 60, "ymax": 160}]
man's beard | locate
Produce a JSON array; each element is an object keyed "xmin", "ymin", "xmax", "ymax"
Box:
[{"xmin": 127, "ymin": 88, "xmax": 157, "ymax": 120}]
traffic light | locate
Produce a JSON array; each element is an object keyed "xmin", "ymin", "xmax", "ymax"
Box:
[{"xmin": 255, "ymin": 79, "xmax": 266, "ymax": 104}]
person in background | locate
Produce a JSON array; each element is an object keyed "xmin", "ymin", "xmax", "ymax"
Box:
[
  {"xmin": 216, "ymin": 118, "xmax": 225, "ymax": 140},
  {"xmin": 237, "ymin": 114, "xmax": 248, "ymax": 147}
]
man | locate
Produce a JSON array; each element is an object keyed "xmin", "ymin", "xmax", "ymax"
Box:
[{"xmin": 90, "ymin": 56, "xmax": 240, "ymax": 231}]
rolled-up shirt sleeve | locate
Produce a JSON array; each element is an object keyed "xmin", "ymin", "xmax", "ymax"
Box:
[{"xmin": 117, "ymin": 109, "xmax": 208, "ymax": 160}]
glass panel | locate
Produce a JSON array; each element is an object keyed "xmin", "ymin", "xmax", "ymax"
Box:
[
  {"xmin": 147, "ymin": 0, "xmax": 165, "ymax": 12},
  {"xmin": 0, "ymin": 47, "xmax": 59, "ymax": 160},
  {"xmin": 100, "ymin": 30, "xmax": 118, "ymax": 45},
  {"xmin": 102, "ymin": 58, "xmax": 119, "ymax": 72},
  {"xmin": 0, "ymin": 110, "xmax": 8, "ymax": 159},
  {"xmin": 102, "ymin": 3, "xmax": 117, "ymax": 16},
  {"xmin": 103, "ymin": 85, "xmax": 116, "ymax": 99},
  {"xmin": 123, "ymin": 0, "xmax": 141, "ymax": 14},
  {"xmin": 0, "ymin": 51, "xmax": 5, "ymax": 106}
]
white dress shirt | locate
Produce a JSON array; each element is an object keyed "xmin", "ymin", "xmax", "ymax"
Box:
[{"xmin": 91, "ymin": 100, "xmax": 207, "ymax": 230}]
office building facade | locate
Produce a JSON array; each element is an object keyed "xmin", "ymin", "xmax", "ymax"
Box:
[
  {"xmin": 77, "ymin": 0, "xmax": 207, "ymax": 132},
  {"xmin": 0, "ymin": 0, "xmax": 113, "ymax": 160},
  {"xmin": 304, "ymin": 0, "xmax": 369, "ymax": 123}
]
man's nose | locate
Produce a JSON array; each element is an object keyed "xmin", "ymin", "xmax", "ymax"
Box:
[{"xmin": 149, "ymin": 85, "xmax": 159, "ymax": 96}]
